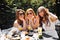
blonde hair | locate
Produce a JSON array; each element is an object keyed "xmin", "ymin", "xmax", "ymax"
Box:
[{"xmin": 25, "ymin": 8, "xmax": 36, "ymax": 18}]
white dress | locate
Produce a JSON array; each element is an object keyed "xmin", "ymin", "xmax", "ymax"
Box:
[{"xmin": 42, "ymin": 13, "xmax": 59, "ymax": 39}]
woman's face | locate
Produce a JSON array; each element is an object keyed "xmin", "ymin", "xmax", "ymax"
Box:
[
  {"xmin": 27, "ymin": 11, "xmax": 33, "ymax": 17},
  {"xmin": 19, "ymin": 11, "xmax": 25, "ymax": 19},
  {"xmin": 39, "ymin": 11, "xmax": 44, "ymax": 17}
]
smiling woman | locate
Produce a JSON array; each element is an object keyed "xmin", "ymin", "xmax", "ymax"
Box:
[
  {"xmin": 0, "ymin": 0, "xmax": 60, "ymax": 40},
  {"xmin": 25, "ymin": 8, "xmax": 39, "ymax": 30},
  {"xmin": 37, "ymin": 6, "xmax": 59, "ymax": 39},
  {"xmin": 13, "ymin": 9, "xmax": 26, "ymax": 31},
  {"xmin": 6, "ymin": 9, "xmax": 27, "ymax": 38}
]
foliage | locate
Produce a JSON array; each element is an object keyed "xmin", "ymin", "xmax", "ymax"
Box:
[{"xmin": 5, "ymin": 0, "xmax": 56, "ymax": 12}]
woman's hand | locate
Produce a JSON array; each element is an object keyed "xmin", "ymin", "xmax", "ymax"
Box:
[
  {"xmin": 45, "ymin": 8, "xmax": 49, "ymax": 13},
  {"xmin": 27, "ymin": 16, "xmax": 34, "ymax": 20},
  {"xmin": 20, "ymin": 18, "xmax": 25, "ymax": 21},
  {"xmin": 23, "ymin": 27, "xmax": 27, "ymax": 30}
]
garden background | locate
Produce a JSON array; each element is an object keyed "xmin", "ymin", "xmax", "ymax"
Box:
[{"xmin": 0, "ymin": 0, "xmax": 60, "ymax": 29}]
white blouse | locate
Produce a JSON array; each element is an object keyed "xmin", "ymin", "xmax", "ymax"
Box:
[
  {"xmin": 42, "ymin": 12, "xmax": 58, "ymax": 31},
  {"xmin": 42, "ymin": 12, "xmax": 59, "ymax": 38}
]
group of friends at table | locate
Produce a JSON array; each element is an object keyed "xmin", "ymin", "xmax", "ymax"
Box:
[{"xmin": 0, "ymin": 6, "xmax": 59, "ymax": 40}]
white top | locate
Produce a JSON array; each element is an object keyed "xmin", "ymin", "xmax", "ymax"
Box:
[
  {"xmin": 14, "ymin": 20, "xmax": 18, "ymax": 23},
  {"xmin": 42, "ymin": 12, "xmax": 57, "ymax": 31},
  {"xmin": 42, "ymin": 13, "xmax": 59, "ymax": 38}
]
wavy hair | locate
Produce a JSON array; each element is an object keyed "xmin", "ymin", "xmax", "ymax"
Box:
[
  {"xmin": 25, "ymin": 8, "xmax": 36, "ymax": 18},
  {"xmin": 37, "ymin": 6, "xmax": 50, "ymax": 27},
  {"xmin": 25, "ymin": 8, "xmax": 36, "ymax": 25},
  {"xmin": 16, "ymin": 9, "xmax": 25, "ymax": 25}
]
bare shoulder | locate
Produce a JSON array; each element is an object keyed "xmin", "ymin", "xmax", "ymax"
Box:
[
  {"xmin": 14, "ymin": 20, "xmax": 18, "ymax": 23},
  {"xmin": 13, "ymin": 20, "xmax": 18, "ymax": 27}
]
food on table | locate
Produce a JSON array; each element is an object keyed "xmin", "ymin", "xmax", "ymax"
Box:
[
  {"xmin": 27, "ymin": 26, "xmax": 32, "ymax": 30},
  {"xmin": 18, "ymin": 27, "xmax": 23, "ymax": 31},
  {"xmin": 25, "ymin": 36, "xmax": 30, "ymax": 40}
]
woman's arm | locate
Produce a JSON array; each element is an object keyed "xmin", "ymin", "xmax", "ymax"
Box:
[
  {"xmin": 13, "ymin": 20, "xmax": 22, "ymax": 30},
  {"xmin": 45, "ymin": 8, "xmax": 58, "ymax": 22},
  {"xmin": 49, "ymin": 12, "xmax": 58, "ymax": 22},
  {"xmin": 22, "ymin": 20, "xmax": 26, "ymax": 30},
  {"xmin": 31, "ymin": 16, "xmax": 39, "ymax": 29},
  {"xmin": 13, "ymin": 20, "xmax": 26, "ymax": 31}
]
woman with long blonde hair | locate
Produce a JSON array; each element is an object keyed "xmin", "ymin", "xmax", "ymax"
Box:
[{"xmin": 25, "ymin": 8, "xmax": 39, "ymax": 30}]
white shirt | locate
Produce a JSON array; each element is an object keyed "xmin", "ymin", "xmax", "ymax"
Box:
[
  {"xmin": 42, "ymin": 12, "xmax": 57, "ymax": 31},
  {"xmin": 42, "ymin": 13, "xmax": 59, "ymax": 38}
]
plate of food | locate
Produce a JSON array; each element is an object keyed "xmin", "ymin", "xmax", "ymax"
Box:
[{"xmin": 21, "ymin": 36, "xmax": 34, "ymax": 40}]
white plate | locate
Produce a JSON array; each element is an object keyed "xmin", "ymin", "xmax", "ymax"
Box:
[{"xmin": 21, "ymin": 36, "xmax": 34, "ymax": 40}]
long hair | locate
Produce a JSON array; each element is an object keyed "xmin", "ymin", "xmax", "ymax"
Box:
[
  {"xmin": 25, "ymin": 8, "xmax": 36, "ymax": 18},
  {"xmin": 25, "ymin": 8, "xmax": 36, "ymax": 24},
  {"xmin": 37, "ymin": 6, "xmax": 50, "ymax": 27},
  {"xmin": 16, "ymin": 9, "xmax": 25, "ymax": 25}
]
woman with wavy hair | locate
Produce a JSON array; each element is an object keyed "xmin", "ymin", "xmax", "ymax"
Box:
[
  {"xmin": 37, "ymin": 6, "xmax": 59, "ymax": 39},
  {"xmin": 7, "ymin": 9, "xmax": 26, "ymax": 38},
  {"xmin": 13, "ymin": 9, "xmax": 26, "ymax": 31},
  {"xmin": 25, "ymin": 8, "xmax": 39, "ymax": 30}
]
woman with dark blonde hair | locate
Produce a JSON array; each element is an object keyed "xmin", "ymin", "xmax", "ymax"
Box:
[
  {"xmin": 13, "ymin": 9, "xmax": 26, "ymax": 31},
  {"xmin": 37, "ymin": 6, "xmax": 59, "ymax": 39},
  {"xmin": 25, "ymin": 8, "xmax": 39, "ymax": 30},
  {"xmin": 7, "ymin": 9, "xmax": 26, "ymax": 38}
]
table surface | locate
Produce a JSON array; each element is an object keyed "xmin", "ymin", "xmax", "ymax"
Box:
[{"xmin": 0, "ymin": 22, "xmax": 60, "ymax": 40}]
